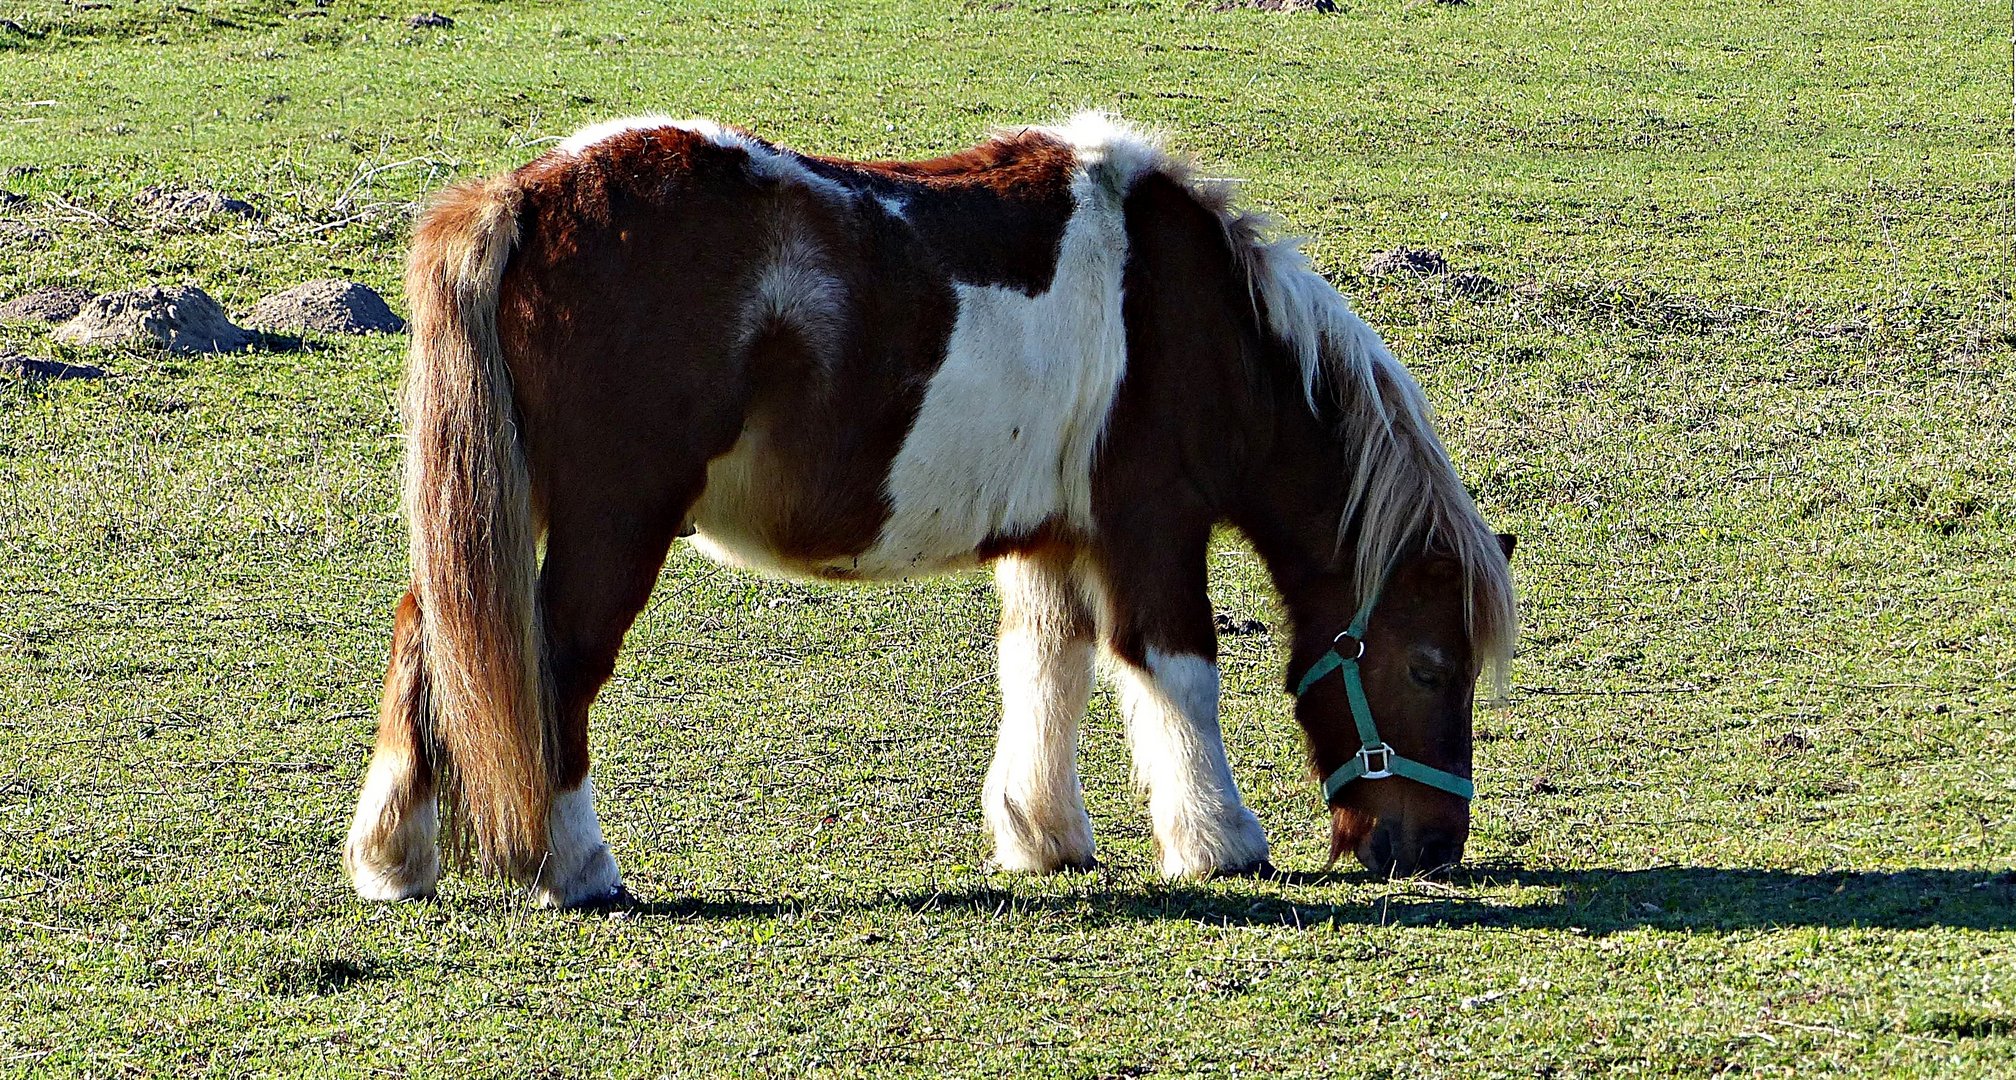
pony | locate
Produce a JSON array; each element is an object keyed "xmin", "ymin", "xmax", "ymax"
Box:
[{"xmin": 342, "ymin": 113, "xmax": 1516, "ymax": 908}]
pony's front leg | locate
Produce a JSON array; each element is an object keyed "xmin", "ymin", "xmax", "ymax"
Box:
[
  {"xmin": 344, "ymin": 592, "xmax": 441, "ymax": 901},
  {"xmin": 982, "ymin": 550, "xmax": 1097, "ymax": 872},
  {"xmin": 1095, "ymin": 547, "xmax": 1270, "ymax": 878}
]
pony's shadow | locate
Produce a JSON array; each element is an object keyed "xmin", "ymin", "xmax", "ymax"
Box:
[
  {"xmin": 1373, "ymin": 865, "xmax": 2016, "ymax": 934},
  {"xmin": 621, "ymin": 866, "xmax": 2016, "ymax": 935},
  {"xmin": 618, "ymin": 897, "xmax": 806, "ymax": 921}
]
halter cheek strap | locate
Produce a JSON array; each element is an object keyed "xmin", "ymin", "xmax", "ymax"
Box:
[{"xmin": 1293, "ymin": 582, "xmax": 1476, "ymax": 802}]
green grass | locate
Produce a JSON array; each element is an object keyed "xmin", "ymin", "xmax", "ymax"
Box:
[{"xmin": 2, "ymin": 0, "xmax": 2013, "ymax": 1075}]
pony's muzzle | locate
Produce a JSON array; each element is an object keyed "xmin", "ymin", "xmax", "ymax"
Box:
[{"xmin": 1355, "ymin": 814, "xmax": 1467, "ymax": 881}]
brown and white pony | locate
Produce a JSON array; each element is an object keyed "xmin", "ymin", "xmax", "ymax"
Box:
[{"xmin": 343, "ymin": 113, "xmax": 1516, "ymax": 908}]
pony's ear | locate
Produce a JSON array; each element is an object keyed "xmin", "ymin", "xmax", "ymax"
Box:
[{"xmin": 1496, "ymin": 533, "xmax": 1517, "ymax": 559}]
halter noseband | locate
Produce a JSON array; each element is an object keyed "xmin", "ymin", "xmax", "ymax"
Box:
[{"xmin": 1292, "ymin": 576, "xmax": 1476, "ymax": 802}]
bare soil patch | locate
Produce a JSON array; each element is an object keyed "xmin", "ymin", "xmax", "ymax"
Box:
[
  {"xmin": 0, "ymin": 286, "xmax": 97, "ymax": 324},
  {"xmin": 0, "ymin": 221, "xmax": 53, "ymax": 247},
  {"xmin": 55, "ymin": 286, "xmax": 256, "ymax": 353},
  {"xmin": 245, "ymin": 280, "xmax": 405, "ymax": 335},
  {"xmin": 1446, "ymin": 270, "xmax": 1506, "ymax": 298},
  {"xmin": 1364, "ymin": 247, "xmax": 1449, "ymax": 278},
  {"xmin": 1363, "ymin": 247, "xmax": 1506, "ymax": 298},
  {"xmin": 134, "ymin": 185, "xmax": 261, "ymax": 224}
]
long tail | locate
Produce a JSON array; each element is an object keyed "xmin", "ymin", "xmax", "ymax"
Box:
[{"xmin": 401, "ymin": 174, "xmax": 552, "ymax": 878}]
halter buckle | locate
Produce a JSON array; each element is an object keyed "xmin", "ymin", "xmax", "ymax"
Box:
[
  {"xmin": 1358, "ymin": 743, "xmax": 1393, "ymax": 780},
  {"xmin": 1331, "ymin": 631, "xmax": 1366, "ymax": 661}
]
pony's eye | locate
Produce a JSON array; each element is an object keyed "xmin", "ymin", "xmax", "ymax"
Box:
[{"xmin": 1409, "ymin": 664, "xmax": 1449, "ymax": 690}]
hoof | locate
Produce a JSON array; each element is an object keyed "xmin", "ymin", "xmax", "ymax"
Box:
[
  {"xmin": 982, "ymin": 799, "xmax": 1097, "ymax": 877},
  {"xmin": 1152, "ymin": 807, "xmax": 1272, "ymax": 880},
  {"xmin": 348, "ymin": 873, "xmax": 438, "ymax": 904},
  {"xmin": 344, "ymin": 843, "xmax": 440, "ymax": 904}
]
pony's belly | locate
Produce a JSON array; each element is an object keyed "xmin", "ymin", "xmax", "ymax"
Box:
[
  {"xmin": 685, "ymin": 528, "xmax": 979, "ymax": 582},
  {"xmin": 684, "ymin": 430, "xmax": 983, "ymax": 583},
  {"xmin": 684, "ymin": 435, "xmax": 1063, "ymax": 583}
]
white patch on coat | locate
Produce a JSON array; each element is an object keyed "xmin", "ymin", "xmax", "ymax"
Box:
[
  {"xmin": 526, "ymin": 778, "xmax": 624, "ymax": 908},
  {"xmin": 852, "ymin": 166, "xmax": 1132, "ymax": 576},
  {"xmin": 982, "ymin": 555, "xmax": 1096, "ymax": 873},
  {"xmin": 343, "ymin": 752, "xmax": 439, "ymax": 902},
  {"xmin": 556, "ymin": 114, "xmax": 683, "ymax": 155},
  {"xmin": 683, "ymin": 114, "xmax": 1186, "ymax": 581},
  {"xmin": 1110, "ymin": 649, "xmax": 1270, "ymax": 877},
  {"xmin": 875, "ymin": 194, "xmax": 910, "ymax": 219},
  {"xmin": 563, "ymin": 117, "xmax": 856, "ymax": 368},
  {"xmin": 743, "ymin": 225, "xmax": 847, "ymax": 360},
  {"xmin": 1034, "ymin": 111, "xmax": 1170, "ymax": 196},
  {"xmin": 685, "ymin": 418, "xmax": 825, "ymax": 579}
]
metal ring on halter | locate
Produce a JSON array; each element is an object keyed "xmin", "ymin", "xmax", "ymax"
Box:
[
  {"xmin": 1358, "ymin": 744, "xmax": 1394, "ymax": 780},
  {"xmin": 1331, "ymin": 631, "xmax": 1366, "ymax": 661}
]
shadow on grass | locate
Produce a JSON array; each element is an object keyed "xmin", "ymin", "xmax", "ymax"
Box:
[
  {"xmin": 1429, "ymin": 865, "xmax": 2016, "ymax": 934},
  {"xmin": 620, "ymin": 867, "xmax": 2016, "ymax": 934},
  {"xmin": 621, "ymin": 897, "xmax": 813, "ymax": 921}
]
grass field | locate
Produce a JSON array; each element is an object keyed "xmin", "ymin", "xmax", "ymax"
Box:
[{"xmin": 2, "ymin": 0, "xmax": 2013, "ymax": 1075}]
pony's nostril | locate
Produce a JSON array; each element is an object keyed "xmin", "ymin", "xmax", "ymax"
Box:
[{"xmin": 1357, "ymin": 825, "xmax": 1465, "ymax": 879}]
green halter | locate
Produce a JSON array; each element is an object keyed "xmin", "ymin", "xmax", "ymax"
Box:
[{"xmin": 1293, "ymin": 579, "xmax": 1476, "ymax": 802}]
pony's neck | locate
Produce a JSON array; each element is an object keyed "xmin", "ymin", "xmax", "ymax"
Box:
[{"xmin": 1227, "ymin": 367, "xmax": 1375, "ymax": 606}]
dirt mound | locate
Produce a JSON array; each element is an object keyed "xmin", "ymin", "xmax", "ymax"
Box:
[
  {"xmin": 0, "ymin": 286, "xmax": 95, "ymax": 323},
  {"xmin": 1363, "ymin": 248, "xmax": 1506, "ymax": 299},
  {"xmin": 246, "ymin": 280, "xmax": 405, "ymax": 335},
  {"xmin": 1363, "ymin": 247, "xmax": 1448, "ymax": 278},
  {"xmin": 0, "ymin": 353, "xmax": 104, "ymax": 380},
  {"xmin": 55, "ymin": 286, "xmax": 255, "ymax": 353},
  {"xmin": 134, "ymin": 185, "xmax": 261, "ymax": 223},
  {"xmin": 407, "ymin": 12, "xmax": 454, "ymax": 27}
]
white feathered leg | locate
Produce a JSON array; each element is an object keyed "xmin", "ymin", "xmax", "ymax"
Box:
[
  {"xmin": 1111, "ymin": 648, "xmax": 1270, "ymax": 878},
  {"xmin": 982, "ymin": 552, "xmax": 1097, "ymax": 872},
  {"xmin": 344, "ymin": 744, "xmax": 441, "ymax": 901},
  {"xmin": 525, "ymin": 777, "xmax": 625, "ymax": 908}
]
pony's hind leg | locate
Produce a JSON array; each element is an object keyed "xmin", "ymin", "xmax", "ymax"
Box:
[
  {"xmin": 526, "ymin": 500, "xmax": 688, "ymax": 908},
  {"xmin": 344, "ymin": 591, "xmax": 441, "ymax": 900},
  {"xmin": 983, "ymin": 547, "xmax": 1097, "ymax": 873},
  {"xmin": 1093, "ymin": 539, "xmax": 1271, "ymax": 878}
]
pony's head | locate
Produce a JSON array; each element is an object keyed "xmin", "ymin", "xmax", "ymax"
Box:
[
  {"xmin": 1285, "ymin": 534, "xmax": 1515, "ymax": 878},
  {"xmin": 1215, "ymin": 206, "xmax": 1518, "ymax": 879}
]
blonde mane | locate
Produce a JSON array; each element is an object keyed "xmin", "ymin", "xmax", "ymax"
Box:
[{"xmin": 1229, "ymin": 216, "xmax": 1517, "ymax": 676}]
